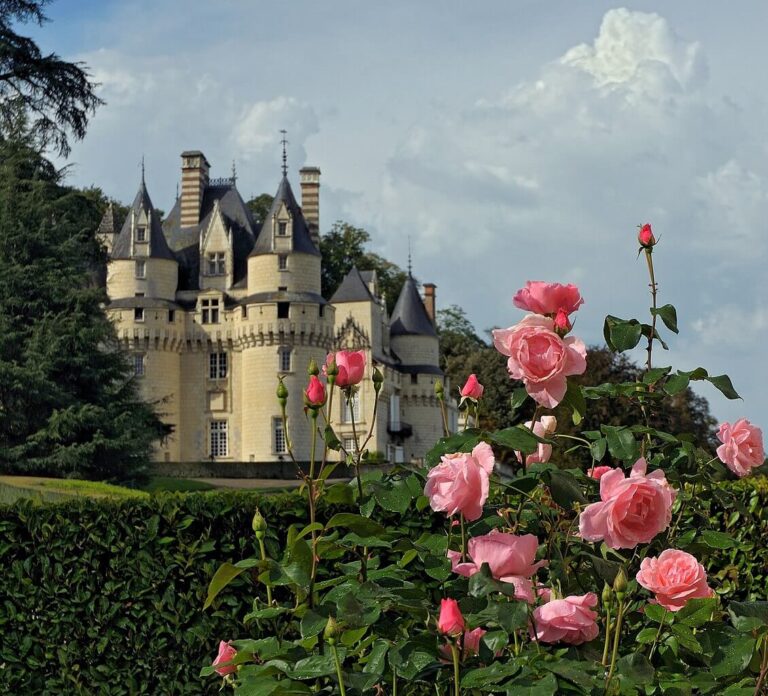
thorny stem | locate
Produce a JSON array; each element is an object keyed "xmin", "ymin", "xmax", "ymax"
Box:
[
  {"xmin": 257, "ymin": 536, "xmax": 273, "ymax": 606},
  {"xmin": 347, "ymin": 389, "xmax": 364, "ymax": 502},
  {"xmin": 308, "ymin": 411, "xmax": 319, "ymax": 607},
  {"xmin": 601, "ymin": 604, "xmax": 612, "ymax": 666},
  {"xmin": 648, "ymin": 608, "xmax": 668, "ymax": 661},
  {"xmin": 460, "ymin": 514, "xmax": 467, "ymax": 563},
  {"xmin": 439, "ymin": 395, "xmax": 451, "ymax": 437},
  {"xmin": 606, "ymin": 600, "xmax": 625, "ymax": 687},
  {"xmin": 330, "ymin": 643, "xmax": 347, "ymax": 696},
  {"xmin": 392, "ymin": 667, "xmax": 398, "ymax": 696},
  {"xmin": 639, "ymin": 247, "xmax": 658, "ymax": 457},
  {"xmin": 450, "ymin": 641, "xmax": 461, "ymax": 696},
  {"xmin": 754, "ymin": 639, "xmax": 768, "ymax": 696}
]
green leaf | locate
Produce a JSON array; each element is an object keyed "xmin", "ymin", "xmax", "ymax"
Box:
[
  {"xmin": 511, "ymin": 386, "xmax": 529, "ymax": 410},
  {"xmin": 490, "ymin": 426, "xmax": 540, "ymax": 454},
  {"xmin": 664, "ymin": 372, "xmax": 690, "ymax": 395},
  {"xmin": 590, "ymin": 437, "xmax": 607, "ymax": 462},
  {"xmin": 604, "ymin": 315, "xmax": 643, "ymax": 352},
  {"xmin": 468, "ymin": 564, "xmax": 520, "ymax": 598},
  {"xmin": 283, "ymin": 654, "xmax": 337, "ymax": 679},
  {"xmin": 546, "ymin": 469, "xmax": 587, "ymax": 510},
  {"xmin": 460, "ymin": 662, "xmax": 521, "ymax": 688},
  {"xmin": 671, "ymin": 624, "xmax": 703, "ymax": 653},
  {"xmin": 203, "ymin": 558, "xmax": 259, "ymax": 609},
  {"xmin": 602, "ymin": 425, "xmax": 639, "ymax": 461},
  {"xmin": 707, "ymin": 374, "xmax": 741, "ymax": 400},
  {"xmin": 325, "ymin": 513, "xmax": 386, "ymax": 537},
  {"xmin": 561, "ymin": 380, "xmax": 587, "ymax": 425},
  {"xmin": 323, "ymin": 425, "xmax": 341, "ymax": 451},
  {"xmin": 372, "ymin": 478, "xmax": 414, "ymax": 514},
  {"xmin": 643, "ymin": 365, "xmax": 672, "ymax": 384},
  {"xmin": 651, "ymin": 304, "xmax": 679, "ymax": 334},
  {"xmin": 635, "ymin": 627, "xmax": 658, "ymax": 644},
  {"xmin": 676, "ymin": 597, "xmax": 718, "ymax": 627},
  {"xmin": 616, "ymin": 652, "xmax": 655, "ymax": 685},
  {"xmin": 299, "ymin": 609, "xmax": 329, "ymax": 638},
  {"xmin": 729, "ymin": 601, "xmax": 768, "ymax": 632},
  {"xmin": 711, "ymin": 635, "xmax": 756, "ymax": 677},
  {"xmin": 425, "ymin": 430, "xmax": 483, "ymax": 466},
  {"xmin": 644, "ymin": 603, "xmax": 670, "ymax": 624},
  {"xmin": 700, "ymin": 529, "xmax": 739, "ymax": 549}
]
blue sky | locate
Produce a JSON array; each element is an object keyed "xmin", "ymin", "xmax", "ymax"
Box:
[{"xmin": 31, "ymin": 1, "xmax": 768, "ymax": 427}]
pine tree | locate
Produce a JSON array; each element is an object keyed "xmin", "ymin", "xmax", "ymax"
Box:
[{"xmin": 0, "ymin": 135, "xmax": 165, "ymax": 482}]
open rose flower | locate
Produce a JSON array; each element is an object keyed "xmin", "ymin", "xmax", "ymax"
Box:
[
  {"xmin": 493, "ymin": 315, "xmax": 587, "ymax": 408},
  {"xmin": 447, "ymin": 531, "xmax": 545, "ymax": 603},
  {"xmin": 325, "ymin": 350, "xmax": 366, "ymax": 388},
  {"xmin": 304, "ymin": 375, "xmax": 326, "ymax": 407},
  {"xmin": 437, "ymin": 598, "xmax": 465, "ymax": 636},
  {"xmin": 425, "ymin": 442, "xmax": 495, "ymax": 521},
  {"xmin": 516, "ymin": 416, "xmax": 557, "ymax": 466},
  {"xmin": 636, "ymin": 549, "xmax": 714, "ymax": 611},
  {"xmin": 588, "ymin": 465, "xmax": 612, "ymax": 480},
  {"xmin": 532, "ymin": 593, "xmax": 599, "ymax": 645},
  {"xmin": 716, "ymin": 419, "xmax": 765, "ymax": 478},
  {"xmin": 578, "ymin": 458, "xmax": 676, "ymax": 550},
  {"xmin": 513, "ymin": 281, "xmax": 584, "ymax": 317},
  {"xmin": 460, "ymin": 374, "xmax": 484, "ymax": 400},
  {"xmin": 212, "ymin": 640, "xmax": 237, "ymax": 676}
]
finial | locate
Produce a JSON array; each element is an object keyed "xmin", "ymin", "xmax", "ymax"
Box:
[
  {"xmin": 280, "ymin": 129, "xmax": 288, "ymax": 177},
  {"xmin": 231, "ymin": 159, "xmax": 237, "ymax": 184},
  {"xmin": 141, "ymin": 155, "xmax": 145, "ymax": 185},
  {"xmin": 176, "ymin": 182, "xmax": 179, "ymax": 200},
  {"xmin": 407, "ymin": 237, "xmax": 412, "ymax": 277}
]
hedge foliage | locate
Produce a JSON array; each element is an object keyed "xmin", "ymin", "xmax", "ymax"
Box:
[{"xmin": 0, "ymin": 479, "xmax": 766, "ymax": 694}]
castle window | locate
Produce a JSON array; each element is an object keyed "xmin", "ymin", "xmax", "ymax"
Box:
[
  {"xmin": 410, "ymin": 374, "xmax": 418, "ymax": 385},
  {"xmin": 277, "ymin": 302, "xmax": 289, "ymax": 319},
  {"xmin": 168, "ymin": 310, "xmax": 175, "ymax": 323},
  {"xmin": 209, "ymin": 352, "xmax": 227, "ymax": 380},
  {"xmin": 201, "ymin": 298, "xmax": 219, "ymax": 324},
  {"xmin": 278, "ymin": 347, "xmax": 291, "ymax": 373},
  {"xmin": 342, "ymin": 391, "xmax": 360, "ymax": 423},
  {"xmin": 278, "ymin": 221, "xmax": 287, "ymax": 236},
  {"xmin": 209, "ymin": 420, "xmax": 228, "ymax": 458},
  {"xmin": 278, "ymin": 254, "xmax": 288, "ymax": 271},
  {"xmin": 207, "ymin": 252, "xmax": 226, "ymax": 275},
  {"xmin": 343, "ymin": 437, "xmax": 358, "ymax": 454},
  {"xmin": 135, "ymin": 259, "xmax": 146, "ymax": 278},
  {"xmin": 319, "ymin": 305, "xmax": 325, "ymax": 318},
  {"xmin": 134, "ymin": 307, "xmax": 144, "ymax": 322},
  {"xmin": 273, "ymin": 417, "xmax": 286, "ymax": 454},
  {"xmin": 136, "ymin": 226, "xmax": 146, "ymax": 242},
  {"xmin": 133, "ymin": 354, "xmax": 145, "ymax": 377}
]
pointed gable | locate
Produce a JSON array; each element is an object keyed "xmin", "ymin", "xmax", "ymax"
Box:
[
  {"xmin": 330, "ymin": 266, "xmax": 376, "ymax": 303},
  {"xmin": 249, "ymin": 175, "xmax": 320, "ymax": 257},
  {"xmin": 390, "ymin": 276, "xmax": 437, "ymax": 337},
  {"xmin": 111, "ymin": 181, "xmax": 175, "ymax": 261}
]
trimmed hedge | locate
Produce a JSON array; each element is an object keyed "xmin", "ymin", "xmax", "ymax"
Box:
[{"xmin": 1, "ymin": 479, "xmax": 766, "ymax": 694}]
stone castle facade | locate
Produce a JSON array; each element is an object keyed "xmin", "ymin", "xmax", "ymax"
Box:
[{"xmin": 97, "ymin": 150, "xmax": 454, "ymax": 471}]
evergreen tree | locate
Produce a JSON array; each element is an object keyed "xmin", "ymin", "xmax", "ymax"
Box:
[{"xmin": 0, "ymin": 135, "xmax": 165, "ymax": 482}]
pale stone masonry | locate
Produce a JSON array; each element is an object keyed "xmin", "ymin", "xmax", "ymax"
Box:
[{"xmin": 99, "ymin": 151, "xmax": 454, "ymax": 470}]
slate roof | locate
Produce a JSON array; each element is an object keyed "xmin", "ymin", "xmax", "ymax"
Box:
[
  {"xmin": 163, "ymin": 182, "xmax": 256, "ymax": 291},
  {"xmin": 330, "ymin": 266, "xmax": 376, "ymax": 303},
  {"xmin": 237, "ymin": 290, "xmax": 328, "ymax": 306},
  {"xmin": 112, "ymin": 182, "xmax": 175, "ymax": 261},
  {"xmin": 389, "ymin": 276, "xmax": 437, "ymax": 337},
  {"xmin": 250, "ymin": 176, "xmax": 320, "ymax": 257},
  {"xmin": 97, "ymin": 202, "xmax": 121, "ymax": 239}
]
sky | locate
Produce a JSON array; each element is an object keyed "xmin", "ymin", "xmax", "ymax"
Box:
[{"xmin": 30, "ymin": 0, "xmax": 768, "ymax": 427}]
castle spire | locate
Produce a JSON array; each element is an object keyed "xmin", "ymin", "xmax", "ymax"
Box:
[
  {"xmin": 407, "ymin": 237, "xmax": 412, "ymax": 277},
  {"xmin": 280, "ymin": 129, "xmax": 288, "ymax": 177},
  {"xmin": 140, "ymin": 155, "xmax": 145, "ymax": 185}
]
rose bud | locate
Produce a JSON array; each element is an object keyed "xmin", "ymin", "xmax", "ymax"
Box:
[
  {"xmin": 304, "ymin": 375, "xmax": 326, "ymax": 408},
  {"xmin": 437, "ymin": 598, "xmax": 465, "ymax": 637},
  {"xmin": 638, "ymin": 223, "xmax": 656, "ymax": 248},
  {"xmin": 460, "ymin": 374, "xmax": 484, "ymax": 401}
]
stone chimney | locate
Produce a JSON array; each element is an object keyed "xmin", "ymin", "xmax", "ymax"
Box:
[
  {"xmin": 180, "ymin": 150, "xmax": 210, "ymax": 227},
  {"xmin": 423, "ymin": 283, "xmax": 436, "ymax": 326},
  {"xmin": 299, "ymin": 166, "xmax": 321, "ymax": 247}
]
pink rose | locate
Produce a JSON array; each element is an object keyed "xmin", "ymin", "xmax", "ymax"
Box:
[
  {"xmin": 532, "ymin": 593, "xmax": 599, "ymax": 645},
  {"xmin": 325, "ymin": 350, "xmax": 366, "ymax": 388},
  {"xmin": 439, "ymin": 627, "xmax": 487, "ymax": 662},
  {"xmin": 447, "ymin": 531, "xmax": 545, "ymax": 603},
  {"xmin": 716, "ymin": 419, "xmax": 765, "ymax": 477},
  {"xmin": 636, "ymin": 549, "xmax": 714, "ymax": 612},
  {"xmin": 304, "ymin": 375, "xmax": 326, "ymax": 407},
  {"xmin": 638, "ymin": 223, "xmax": 656, "ymax": 247},
  {"xmin": 516, "ymin": 416, "xmax": 557, "ymax": 466},
  {"xmin": 212, "ymin": 640, "xmax": 237, "ymax": 676},
  {"xmin": 579, "ymin": 458, "xmax": 676, "ymax": 550},
  {"xmin": 424, "ymin": 442, "xmax": 495, "ymax": 521},
  {"xmin": 513, "ymin": 281, "xmax": 584, "ymax": 317},
  {"xmin": 438, "ymin": 598, "xmax": 465, "ymax": 636},
  {"xmin": 553, "ymin": 308, "xmax": 572, "ymax": 334},
  {"xmin": 493, "ymin": 315, "xmax": 587, "ymax": 408},
  {"xmin": 588, "ymin": 465, "xmax": 612, "ymax": 480},
  {"xmin": 460, "ymin": 374, "xmax": 484, "ymax": 400}
]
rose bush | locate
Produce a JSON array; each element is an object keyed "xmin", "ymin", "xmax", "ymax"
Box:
[{"xmin": 202, "ymin": 231, "xmax": 768, "ymax": 695}]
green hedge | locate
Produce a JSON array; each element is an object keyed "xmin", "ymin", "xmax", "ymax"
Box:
[{"xmin": 1, "ymin": 479, "xmax": 766, "ymax": 694}]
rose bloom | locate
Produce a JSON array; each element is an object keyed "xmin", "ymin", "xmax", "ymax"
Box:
[
  {"xmin": 532, "ymin": 593, "xmax": 599, "ymax": 645},
  {"xmin": 716, "ymin": 419, "xmax": 765, "ymax": 478},
  {"xmin": 513, "ymin": 281, "xmax": 584, "ymax": 317},
  {"xmin": 578, "ymin": 458, "xmax": 677, "ymax": 550},
  {"xmin": 424, "ymin": 442, "xmax": 495, "ymax": 521},
  {"xmin": 588, "ymin": 465, "xmax": 612, "ymax": 480},
  {"xmin": 447, "ymin": 531, "xmax": 545, "ymax": 603},
  {"xmin": 516, "ymin": 416, "xmax": 557, "ymax": 467},
  {"xmin": 439, "ymin": 627, "xmax": 487, "ymax": 662},
  {"xmin": 493, "ymin": 315, "xmax": 587, "ymax": 408},
  {"xmin": 212, "ymin": 640, "xmax": 237, "ymax": 676},
  {"xmin": 636, "ymin": 549, "xmax": 714, "ymax": 612},
  {"xmin": 437, "ymin": 598, "xmax": 465, "ymax": 636},
  {"xmin": 325, "ymin": 350, "xmax": 366, "ymax": 388},
  {"xmin": 638, "ymin": 223, "xmax": 656, "ymax": 247},
  {"xmin": 460, "ymin": 374, "xmax": 484, "ymax": 400},
  {"xmin": 304, "ymin": 375, "xmax": 326, "ymax": 407}
]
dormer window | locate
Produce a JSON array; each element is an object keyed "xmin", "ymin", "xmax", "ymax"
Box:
[
  {"xmin": 136, "ymin": 226, "xmax": 147, "ymax": 242},
  {"xmin": 278, "ymin": 221, "xmax": 287, "ymax": 236},
  {"xmin": 201, "ymin": 298, "xmax": 220, "ymax": 324},
  {"xmin": 207, "ymin": 252, "xmax": 226, "ymax": 275}
]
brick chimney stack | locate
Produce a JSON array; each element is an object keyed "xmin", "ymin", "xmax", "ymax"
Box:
[
  {"xmin": 180, "ymin": 151, "xmax": 210, "ymax": 227},
  {"xmin": 299, "ymin": 166, "xmax": 321, "ymax": 247},
  {"xmin": 423, "ymin": 283, "xmax": 436, "ymax": 326}
]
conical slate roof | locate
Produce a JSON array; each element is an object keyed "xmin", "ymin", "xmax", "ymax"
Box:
[
  {"xmin": 111, "ymin": 181, "xmax": 175, "ymax": 261},
  {"xmin": 249, "ymin": 175, "xmax": 320, "ymax": 257},
  {"xmin": 97, "ymin": 202, "xmax": 121, "ymax": 238},
  {"xmin": 331, "ymin": 266, "xmax": 376, "ymax": 303},
  {"xmin": 390, "ymin": 275, "xmax": 437, "ymax": 337}
]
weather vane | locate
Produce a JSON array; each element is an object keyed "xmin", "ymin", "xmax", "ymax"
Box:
[
  {"xmin": 407, "ymin": 236, "xmax": 412, "ymax": 277},
  {"xmin": 280, "ymin": 129, "xmax": 288, "ymax": 176}
]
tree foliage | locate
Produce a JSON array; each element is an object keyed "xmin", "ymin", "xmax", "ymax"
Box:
[
  {"xmin": 245, "ymin": 192, "xmax": 273, "ymax": 229},
  {"xmin": 0, "ymin": 0, "xmax": 102, "ymax": 155},
  {"xmin": 0, "ymin": 135, "xmax": 165, "ymax": 481}
]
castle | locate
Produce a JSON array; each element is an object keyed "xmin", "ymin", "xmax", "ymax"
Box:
[{"xmin": 97, "ymin": 150, "xmax": 454, "ymax": 473}]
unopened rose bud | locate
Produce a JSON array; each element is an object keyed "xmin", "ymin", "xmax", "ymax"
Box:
[
  {"xmin": 613, "ymin": 568, "xmax": 628, "ymax": 602},
  {"xmin": 638, "ymin": 223, "xmax": 656, "ymax": 248},
  {"xmin": 323, "ymin": 616, "xmax": 341, "ymax": 645},
  {"xmin": 553, "ymin": 308, "xmax": 571, "ymax": 335},
  {"xmin": 460, "ymin": 374, "xmax": 484, "ymax": 400},
  {"xmin": 601, "ymin": 582, "xmax": 613, "ymax": 608},
  {"xmin": 372, "ymin": 367, "xmax": 384, "ymax": 393},
  {"xmin": 307, "ymin": 358, "xmax": 319, "ymax": 377},
  {"xmin": 437, "ymin": 598, "xmax": 465, "ymax": 637},
  {"xmin": 435, "ymin": 379, "xmax": 444, "ymax": 400},
  {"xmin": 304, "ymin": 375, "xmax": 326, "ymax": 408},
  {"xmin": 276, "ymin": 379, "xmax": 288, "ymax": 407},
  {"xmin": 252, "ymin": 508, "xmax": 267, "ymax": 539}
]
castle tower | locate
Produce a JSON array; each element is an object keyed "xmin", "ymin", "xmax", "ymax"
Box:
[{"xmin": 389, "ymin": 274, "xmax": 445, "ymax": 461}]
